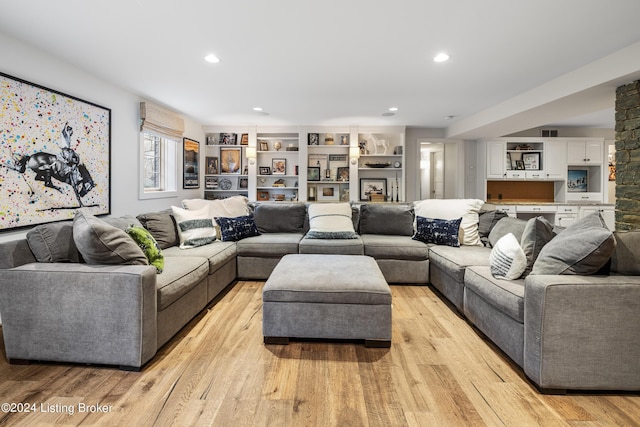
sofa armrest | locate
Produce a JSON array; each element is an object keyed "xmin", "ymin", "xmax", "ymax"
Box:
[
  {"xmin": 0, "ymin": 263, "xmax": 158, "ymax": 369},
  {"xmin": 524, "ymin": 275, "xmax": 640, "ymax": 391}
]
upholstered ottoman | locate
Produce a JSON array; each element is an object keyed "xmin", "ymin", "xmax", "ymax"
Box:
[{"xmin": 262, "ymin": 254, "xmax": 392, "ymax": 347}]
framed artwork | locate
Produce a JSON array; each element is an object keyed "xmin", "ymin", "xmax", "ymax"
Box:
[
  {"xmin": 329, "ymin": 153, "xmax": 348, "ymax": 179},
  {"xmin": 360, "ymin": 178, "xmax": 387, "ymax": 201},
  {"xmin": 568, "ymin": 170, "xmax": 588, "ymax": 192},
  {"xmin": 317, "ymin": 184, "xmax": 339, "ymax": 201},
  {"xmin": 272, "ymin": 158, "xmax": 286, "ymax": 175},
  {"xmin": 515, "ymin": 160, "xmax": 525, "ymax": 170},
  {"xmin": 506, "ymin": 152, "xmax": 512, "ymax": 170},
  {"xmin": 183, "ymin": 138, "xmax": 200, "ymax": 188},
  {"xmin": 240, "ymin": 133, "xmax": 249, "ymax": 145},
  {"xmin": 308, "ymin": 133, "xmax": 319, "ymax": 145},
  {"xmin": 259, "ymin": 166, "xmax": 271, "ymax": 175},
  {"xmin": 609, "ymin": 164, "xmax": 616, "ymax": 181},
  {"xmin": 260, "ymin": 141, "xmax": 269, "ymax": 151},
  {"xmin": 205, "ymin": 176, "xmax": 218, "ymax": 189},
  {"xmin": 307, "ymin": 167, "xmax": 321, "ymax": 181},
  {"xmin": 0, "ymin": 72, "xmax": 111, "ymax": 231},
  {"xmin": 337, "ymin": 166, "xmax": 350, "ymax": 182},
  {"xmin": 308, "ymin": 153, "xmax": 327, "ymax": 172},
  {"xmin": 257, "ymin": 191, "xmax": 270, "ymax": 201},
  {"xmin": 205, "ymin": 156, "xmax": 218, "ymax": 174},
  {"xmin": 522, "ymin": 152, "xmax": 540, "ymax": 170},
  {"xmin": 219, "ymin": 133, "xmax": 237, "ymax": 145},
  {"xmin": 238, "ymin": 177, "xmax": 248, "ymax": 189},
  {"xmin": 220, "ymin": 147, "xmax": 242, "ymax": 174}
]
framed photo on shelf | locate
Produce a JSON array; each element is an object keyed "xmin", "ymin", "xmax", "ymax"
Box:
[
  {"xmin": 272, "ymin": 158, "xmax": 286, "ymax": 175},
  {"xmin": 360, "ymin": 178, "xmax": 387, "ymax": 201},
  {"xmin": 506, "ymin": 152, "xmax": 512, "ymax": 170},
  {"xmin": 328, "ymin": 153, "xmax": 348, "ymax": 179},
  {"xmin": 609, "ymin": 164, "xmax": 616, "ymax": 181},
  {"xmin": 307, "ymin": 166, "xmax": 321, "ymax": 181},
  {"xmin": 317, "ymin": 184, "xmax": 339, "ymax": 201},
  {"xmin": 257, "ymin": 191, "xmax": 270, "ymax": 201},
  {"xmin": 522, "ymin": 152, "xmax": 540, "ymax": 170},
  {"xmin": 308, "ymin": 153, "xmax": 327, "ymax": 172},
  {"xmin": 260, "ymin": 141, "xmax": 269, "ymax": 151},
  {"xmin": 259, "ymin": 166, "xmax": 271, "ymax": 175},
  {"xmin": 567, "ymin": 169, "xmax": 588, "ymax": 192},
  {"xmin": 238, "ymin": 177, "xmax": 248, "ymax": 189},
  {"xmin": 205, "ymin": 176, "xmax": 218, "ymax": 189},
  {"xmin": 219, "ymin": 133, "xmax": 237, "ymax": 145},
  {"xmin": 220, "ymin": 147, "xmax": 242, "ymax": 174},
  {"xmin": 240, "ymin": 133, "xmax": 249, "ymax": 145},
  {"xmin": 308, "ymin": 133, "xmax": 319, "ymax": 145},
  {"xmin": 337, "ymin": 166, "xmax": 349, "ymax": 182},
  {"xmin": 205, "ymin": 156, "xmax": 218, "ymax": 174},
  {"xmin": 183, "ymin": 138, "xmax": 200, "ymax": 189},
  {"xmin": 515, "ymin": 160, "xmax": 525, "ymax": 170}
]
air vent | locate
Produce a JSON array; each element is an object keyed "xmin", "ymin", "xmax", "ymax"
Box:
[{"xmin": 541, "ymin": 129, "xmax": 558, "ymax": 137}]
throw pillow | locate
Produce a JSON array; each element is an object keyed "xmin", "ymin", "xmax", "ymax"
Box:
[
  {"xmin": 531, "ymin": 212, "xmax": 616, "ymax": 275},
  {"xmin": 306, "ymin": 203, "xmax": 358, "ymax": 239},
  {"xmin": 412, "ymin": 216, "xmax": 462, "ymax": 247},
  {"xmin": 215, "ymin": 215, "xmax": 261, "ymax": 242},
  {"xmin": 413, "ymin": 199, "xmax": 484, "ymax": 246},
  {"xmin": 72, "ymin": 210, "xmax": 148, "ymax": 266},
  {"xmin": 489, "ymin": 233, "xmax": 527, "ymax": 280},
  {"xmin": 182, "ymin": 196, "xmax": 250, "ymax": 225},
  {"xmin": 478, "ymin": 210, "xmax": 509, "ymax": 238},
  {"xmin": 126, "ymin": 225, "xmax": 164, "ymax": 273},
  {"xmin": 520, "ymin": 216, "xmax": 555, "ymax": 277},
  {"xmin": 359, "ymin": 204, "xmax": 414, "ymax": 236},
  {"xmin": 136, "ymin": 210, "xmax": 179, "ymax": 249},
  {"xmin": 171, "ymin": 205, "xmax": 217, "ymax": 248},
  {"xmin": 26, "ymin": 221, "xmax": 82, "ymax": 263},
  {"xmin": 253, "ymin": 202, "xmax": 306, "ymax": 233},
  {"xmin": 487, "ymin": 217, "xmax": 527, "ymax": 248}
]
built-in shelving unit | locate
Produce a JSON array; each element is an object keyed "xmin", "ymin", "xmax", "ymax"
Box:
[
  {"xmin": 203, "ymin": 130, "xmax": 249, "ymax": 200},
  {"xmin": 256, "ymin": 133, "xmax": 299, "ymax": 201}
]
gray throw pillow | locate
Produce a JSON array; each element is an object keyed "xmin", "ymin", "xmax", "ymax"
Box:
[
  {"xmin": 611, "ymin": 231, "xmax": 640, "ymax": 275},
  {"xmin": 478, "ymin": 210, "xmax": 509, "ymax": 238},
  {"xmin": 488, "ymin": 217, "xmax": 527, "ymax": 248},
  {"xmin": 359, "ymin": 204, "xmax": 414, "ymax": 236},
  {"xmin": 102, "ymin": 215, "xmax": 143, "ymax": 231},
  {"xmin": 531, "ymin": 212, "xmax": 615, "ymax": 275},
  {"xmin": 137, "ymin": 211, "xmax": 179, "ymax": 249},
  {"xmin": 26, "ymin": 221, "xmax": 82, "ymax": 263},
  {"xmin": 253, "ymin": 203, "xmax": 306, "ymax": 234},
  {"xmin": 520, "ymin": 216, "xmax": 554, "ymax": 277},
  {"xmin": 73, "ymin": 210, "xmax": 148, "ymax": 266}
]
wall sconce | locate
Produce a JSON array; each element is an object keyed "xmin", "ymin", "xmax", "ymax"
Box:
[
  {"xmin": 246, "ymin": 146, "xmax": 257, "ymax": 165},
  {"xmin": 349, "ymin": 146, "xmax": 360, "ymax": 165}
]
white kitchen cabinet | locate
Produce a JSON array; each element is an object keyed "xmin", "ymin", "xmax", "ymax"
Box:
[
  {"xmin": 544, "ymin": 140, "xmax": 567, "ymax": 179},
  {"xmin": 567, "ymin": 139, "xmax": 603, "ymax": 165},
  {"xmin": 486, "ymin": 141, "xmax": 507, "ymax": 179},
  {"xmin": 580, "ymin": 205, "xmax": 615, "ymax": 230}
]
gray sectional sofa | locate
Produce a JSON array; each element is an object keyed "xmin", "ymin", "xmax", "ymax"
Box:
[{"xmin": 0, "ymin": 199, "xmax": 638, "ymax": 393}]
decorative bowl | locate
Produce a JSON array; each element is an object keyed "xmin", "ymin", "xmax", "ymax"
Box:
[{"xmin": 365, "ymin": 162, "xmax": 391, "ymax": 168}]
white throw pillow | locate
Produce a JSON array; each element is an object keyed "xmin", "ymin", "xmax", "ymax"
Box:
[
  {"xmin": 414, "ymin": 199, "xmax": 484, "ymax": 246},
  {"xmin": 182, "ymin": 196, "xmax": 249, "ymax": 225},
  {"xmin": 171, "ymin": 205, "xmax": 217, "ymax": 248},
  {"xmin": 489, "ymin": 233, "xmax": 527, "ymax": 280},
  {"xmin": 306, "ymin": 203, "xmax": 358, "ymax": 239}
]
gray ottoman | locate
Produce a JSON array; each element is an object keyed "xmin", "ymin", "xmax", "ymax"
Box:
[{"xmin": 262, "ymin": 254, "xmax": 392, "ymax": 347}]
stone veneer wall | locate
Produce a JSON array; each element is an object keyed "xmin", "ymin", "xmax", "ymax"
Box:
[{"xmin": 615, "ymin": 80, "xmax": 640, "ymax": 231}]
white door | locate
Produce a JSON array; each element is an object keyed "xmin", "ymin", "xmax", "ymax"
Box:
[{"xmin": 432, "ymin": 150, "xmax": 444, "ymax": 199}]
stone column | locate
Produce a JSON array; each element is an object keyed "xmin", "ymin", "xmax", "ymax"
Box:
[{"xmin": 615, "ymin": 80, "xmax": 640, "ymax": 231}]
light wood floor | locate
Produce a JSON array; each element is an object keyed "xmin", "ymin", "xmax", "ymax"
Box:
[{"xmin": 0, "ymin": 281, "xmax": 639, "ymax": 426}]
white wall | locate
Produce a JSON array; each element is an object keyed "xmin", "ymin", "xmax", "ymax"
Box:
[{"xmin": 0, "ymin": 33, "xmax": 205, "ymax": 243}]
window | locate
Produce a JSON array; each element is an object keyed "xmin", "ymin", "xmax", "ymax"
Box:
[{"xmin": 139, "ymin": 132, "xmax": 177, "ymax": 199}]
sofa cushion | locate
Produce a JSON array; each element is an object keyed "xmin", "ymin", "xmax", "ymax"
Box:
[
  {"xmin": 611, "ymin": 231, "xmax": 640, "ymax": 275},
  {"xmin": 136, "ymin": 211, "xmax": 179, "ymax": 249},
  {"xmin": 299, "ymin": 235, "xmax": 364, "ymax": 255},
  {"xmin": 156, "ymin": 256, "xmax": 209, "ymax": 310},
  {"xmin": 182, "ymin": 196, "xmax": 250, "ymax": 225},
  {"xmin": 236, "ymin": 233, "xmax": 303, "ymax": 257},
  {"xmin": 171, "ymin": 205, "xmax": 217, "ymax": 248},
  {"xmin": 465, "ymin": 265, "xmax": 525, "ymax": 323},
  {"xmin": 488, "ymin": 217, "xmax": 527, "ymax": 248},
  {"xmin": 362, "ymin": 234, "xmax": 429, "ymax": 260},
  {"xmin": 253, "ymin": 202, "xmax": 306, "ymax": 233},
  {"xmin": 163, "ymin": 241, "xmax": 237, "ymax": 274},
  {"xmin": 520, "ymin": 216, "xmax": 555, "ymax": 277},
  {"xmin": 102, "ymin": 215, "xmax": 143, "ymax": 231},
  {"xmin": 72, "ymin": 211, "xmax": 148, "ymax": 266},
  {"xmin": 306, "ymin": 203, "xmax": 358, "ymax": 239},
  {"xmin": 26, "ymin": 221, "xmax": 82, "ymax": 263},
  {"xmin": 531, "ymin": 212, "xmax": 615, "ymax": 275},
  {"xmin": 216, "ymin": 215, "xmax": 260, "ymax": 242},
  {"xmin": 414, "ymin": 199, "xmax": 484, "ymax": 246},
  {"xmin": 413, "ymin": 216, "xmax": 461, "ymax": 247},
  {"xmin": 478, "ymin": 210, "xmax": 509, "ymax": 246},
  {"xmin": 428, "ymin": 245, "xmax": 491, "ymax": 283},
  {"xmin": 126, "ymin": 225, "xmax": 164, "ymax": 273},
  {"xmin": 490, "ymin": 233, "xmax": 527, "ymax": 280},
  {"xmin": 359, "ymin": 204, "xmax": 414, "ymax": 236}
]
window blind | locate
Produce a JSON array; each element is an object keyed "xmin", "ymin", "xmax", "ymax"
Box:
[{"xmin": 139, "ymin": 101, "xmax": 185, "ymax": 140}]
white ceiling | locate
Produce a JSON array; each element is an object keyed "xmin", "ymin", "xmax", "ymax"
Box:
[{"xmin": 2, "ymin": 0, "xmax": 640, "ymax": 139}]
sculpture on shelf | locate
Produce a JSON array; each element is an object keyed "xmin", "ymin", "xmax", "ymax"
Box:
[{"xmin": 363, "ymin": 134, "xmax": 389, "ymax": 155}]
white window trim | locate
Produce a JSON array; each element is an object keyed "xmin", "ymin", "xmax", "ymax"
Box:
[{"xmin": 139, "ymin": 132, "xmax": 178, "ymax": 200}]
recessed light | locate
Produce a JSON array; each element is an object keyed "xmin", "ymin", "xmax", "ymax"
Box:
[
  {"xmin": 204, "ymin": 54, "xmax": 220, "ymax": 63},
  {"xmin": 434, "ymin": 53, "xmax": 450, "ymax": 63},
  {"xmin": 253, "ymin": 107, "xmax": 263, "ymax": 111},
  {"xmin": 444, "ymin": 115, "xmax": 455, "ymax": 120},
  {"xmin": 389, "ymin": 107, "xmax": 399, "ymax": 112}
]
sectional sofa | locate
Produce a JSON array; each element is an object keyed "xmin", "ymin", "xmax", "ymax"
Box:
[{"xmin": 0, "ymin": 198, "xmax": 638, "ymax": 393}]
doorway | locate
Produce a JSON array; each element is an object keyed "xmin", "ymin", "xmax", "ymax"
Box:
[{"xmin": 420, "ymin": 142, "xmax": 445, "ymax": 199}]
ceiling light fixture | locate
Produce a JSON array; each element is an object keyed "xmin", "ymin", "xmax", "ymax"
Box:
[
  {"xmin": 253, "ymin": 107, "xmax": 263, "ymax": 111},
  {"xmin": 204, "ymin": 54, "xmax": 220, "ymax": 63},
  {"xmin": 389, "ymin": 107, "xmax": 399, "ymax": 112},
  {"xmin": 433, "ymin": 53, "xmax": 450, "ymax": 63}
]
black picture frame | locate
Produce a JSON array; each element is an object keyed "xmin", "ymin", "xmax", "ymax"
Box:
[
  {"xmin": 238, "ymin": 177, "xmax": 248, "ymax": 189},
  {"xmin": 515, "ymin": 160, "xmax": 525, "ymax": 170},
  {"xmin": 219, "ymin": 133, "xmax": 237, "ymax": 145},
  {"xmin": 0, "ymin": 72, "xmax": 111, "ymax": 231},
  {"xmin": 522, "ymin": 152, "xmax": 540, "ymax": 170},
  {"xmin": 337, "ymin": 166, "xmax": 350, "ymax": 182},
  {"xmin": 205, "ymin": 156, "xmax": 218, "ymax": 174},
  {"xmin": 183, "ymin": 138, "xmax": 200, "ymax": 188},
  {"xmin": 307, "ymin": 167, "xmax": 321, "ymax": 181},
  {"xmin": 240, "ymin": 133, "xmax": 249, "ymax": 145},
  {"xmin": 308, "ymin": 133, "xmax": 319, "ymax": 145},
  {"xmin": 205, "ymin": 176, "xmax": 218, "ymax": 189},
  {"xmin": 259, "ymin": 166, "xmax": 271, "ymax": 175},
  {"xmin": 360, "ymin": 178, "xmax": 387, "ymax": 201}
]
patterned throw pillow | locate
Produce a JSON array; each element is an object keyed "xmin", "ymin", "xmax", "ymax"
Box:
[
  {"xmin": 126, "ymin": 225, "xmax": 164, "ymax": 273},
  {"xmin": 171, "ymin": 205, "xmax": 217, "ymax": 248},
  {"xmin": 216, "ymin": 215, "xmax": 261, "ymax": 242},
  {"xmin": 412, "ymin": 216, "xmax": 462, "ymax": 247},
  {"xmin": 489, "ymin": 233, "xmax": 527, "ymax": 280},
  {"xmin": 306, "ymin": 203, "xmax": 359, "ymax": 239}
]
